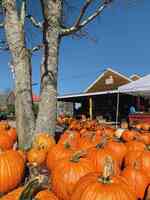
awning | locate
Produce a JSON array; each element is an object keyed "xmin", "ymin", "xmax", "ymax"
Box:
[{"xmin": 118, "ymin": 74, "xmax": 150, "ymax": 97}]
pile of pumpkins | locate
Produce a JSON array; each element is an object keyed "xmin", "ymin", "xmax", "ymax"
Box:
[{"xmin": 1, "ymin": 119, "xmax": 150, "ymax": 199}]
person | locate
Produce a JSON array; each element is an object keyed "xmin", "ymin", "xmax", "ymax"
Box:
[{"xmin": 129, "ymin": 105, "xmax": 136, "ymax": 114}]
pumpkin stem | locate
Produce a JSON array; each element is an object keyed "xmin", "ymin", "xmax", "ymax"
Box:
[
  {"xmin": 133, "ymin": 160, "xmax": 141, "ymax": 170},
  {"xmin": 19, "ymin": 175, "xmax": 48, "ymax": 200},
  {"xmin": 64, "ymin": 141, "xmax": 71, "ymax": 149},
  {"xmin": 96, "ymin": 137, "xmax": 107, "ymax": 149},
  {"xmin": 70, "ymin": 150, "xmax": 87, "ymax": 162},
  {"xmin": 98, "ymin": 156, "xmax": 114, "ymax": 184},
  {"xmin": 146, "ymin": 145, "xmax": 150, "ymax": 151}
]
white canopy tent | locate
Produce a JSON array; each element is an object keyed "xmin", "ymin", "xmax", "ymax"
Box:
[
  {"xmin": 115, "ymin": 74, "xmax": 150, "ymax": 127},
  {"xmin": 118, "ymin": 74, "xmax": 150, "ymax": 96}
]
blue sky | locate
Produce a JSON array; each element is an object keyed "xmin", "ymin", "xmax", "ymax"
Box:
[{"xmin": 0, "ymin": 0, "xmax": 150, "ymax": 95}]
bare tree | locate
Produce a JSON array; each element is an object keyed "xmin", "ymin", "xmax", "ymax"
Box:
[
  {"xmin": 3, "ymin": 0, "xmax": 35, "ymax": 149},
  {"xmin": 2, "ymin": 0, "xmax": 113, "ymax": 148}
]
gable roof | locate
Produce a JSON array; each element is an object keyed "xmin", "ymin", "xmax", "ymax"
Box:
[
  {"xmin": 130, "ymin": 74, "xmax": 141, "ymax": 81},
  {"xmin": 84, "ymin": 67, "xmax": 132, "ymax": 93}
]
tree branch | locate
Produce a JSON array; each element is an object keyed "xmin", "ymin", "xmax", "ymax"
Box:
[
  {"xmin": 26, "ymin": 15, "xmax": 43, "ymax": 29},
  {"xmin": 61, "ymin": 0, "xmax": 113, "ymax": 36},
  {"xmin": 30, "ymin": 44, "xmax": 44, "ymax": 53},
  {"xmin": 20, "ymin": 0, "xmax": 26, "ymax": 26},
  {"xmin": 74, "ymin": 0, "xmax": 94, "ymax": 27}
]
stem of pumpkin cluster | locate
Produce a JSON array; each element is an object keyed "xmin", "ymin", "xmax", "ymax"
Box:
[
  {"xmin": 98, "ymin": 156, "xmax": 114, "ymax": 184},
  {"xmin": 70, "ymin": 150, "xmax": 86, "ymax": 162},
  {"xmin": 64, "ymin": 142, "xmax": 71, "ymax": 149}
]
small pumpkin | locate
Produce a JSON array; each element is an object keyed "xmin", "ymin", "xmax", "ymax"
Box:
[
  {"xmin": 122, "ymin": 130, "xmax": 138, "ymax": 142},
  {"xmin": 27, "ymin": 148, "xmax": 47, "ymax": 166},
  {"xmin": 58, "ymin": 130, "xmax": 80, "ymax": 149},
  {"xmin": 32, "ymin": 133, "xmax": 55, "ymax": 151},
  {"xmin": 0, "ymin": 133, "xmax": 14, "ymax": 150},
  {"xmin": 7, "ymin": 127, "xmax": 17, "ymax": 143},
  {"xmin": 47, "ymin": 142, "xmax": 74, "ymax": 171}
]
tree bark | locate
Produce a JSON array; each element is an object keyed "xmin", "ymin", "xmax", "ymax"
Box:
[
  {"xmin": 4, "ymin": 0, "xmax": 35, "ymax": 149},
  {"xmin": 35, "ymin": 0, "xmax": 62, "ymax": 135}
]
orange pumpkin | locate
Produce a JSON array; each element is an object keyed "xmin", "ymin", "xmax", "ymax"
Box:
[
  {"xmin": 0, "ymin": 187, "xmax": 24, "ymax": 200},
  {"xmin": 87, "ymin": 146, "xmax": 120, "ymax": 175},
  {"xmin": 105, "ymin": 140, "xmax": 127, "ymax": 163},
  {"xmin": 121, "ymin": 165, "xmax": 149, "ymax": 199},
  {"xmin": 137, "ymin": 151, "xmax": 150, "ymax": 179},
  {"xmin": 35, "ymin": 190, "xmax": 59, "ymax": 200},
  {"xmin": 58, "ymin": 130, "xmax": 80, "ymax": 149},
  {"xmin": 124, "ymin": 150, "xmax": 143, "ymax": 168},
  {"xmin": 7, "ymin": 127, "xmax": 17, "ymax": 143},
  {"xmin": 0, "ymin": 121, "xmax": 10, "ymax": 131},
  {"xmin": 51, "ymin": 151, "xmax": 95, "ymax": 200},
  {"xmin": 71, "ymin": 172, "xmax": 136, "ymax": 200},
  {"xmin": 122, "ymin": 130, "xmax": 138, "ymax": 142},
  {"xmin": 47, "ymin": 142, "xmax": 74, "ymax": 171},
  {"xmin": 27, "ymin": 148, "xmax": 47, "ymax": 166},
  {"xmin": 125, "ymin": 141, "xmax": 146, "ymax": 152},
  {"xmin": 32, "ymin": 133, "xmax": 55, "ymax": 151},
  {"xmin": 0, "ymin": 133, "xmax": 14, "ymax": 150},
  {"xmin": 0, "ymin": 150, "xmax": 25, "ymax": 193},
  {"xmin": 138, "ymin": 132, "xmax": 150, "ymax": 145}
]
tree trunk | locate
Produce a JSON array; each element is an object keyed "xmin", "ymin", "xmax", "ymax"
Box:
[
  {"xmin": 35, "ymin": 0, "xmax": 62, "ymax": 135},
  {"xmin": 4, "ymin": 0, "xmax": 35, "ymax": 149}
]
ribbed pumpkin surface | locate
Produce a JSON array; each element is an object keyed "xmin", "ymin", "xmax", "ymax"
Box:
[
  {"xmin": 0, "ymin": 150, "xmax": 25, "ymax": 193},
  {"xmin": 35, "ymin": 190, "xmax": 59, "ymax": 200},
  {"xmin": 0, "ymin": 187, "xmax": 23, "ymax": 200},
  {"xmin": 71, "ymin": 173, "xmax": 136, "ymax": 200}
]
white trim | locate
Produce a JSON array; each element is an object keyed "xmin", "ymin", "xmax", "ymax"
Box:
[
  {"xmin": 57, "ymin": 90, "xmax": 118, "ymax": 99},
  {"xmin": 84, "ymin": 67, "xmax": 132, "ymax": 92}
]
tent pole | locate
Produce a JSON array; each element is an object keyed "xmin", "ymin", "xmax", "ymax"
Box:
[
  {"xmin": 116, "ymin": 92, "xmax": 120, "ymax": 128},
  {"xmin": 89, "ymin": 97, "xmax": 93, "ymax": 120}
]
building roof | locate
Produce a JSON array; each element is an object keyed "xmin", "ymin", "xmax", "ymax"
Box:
[
  {"xmin": 84, "ymin": 67, "xmax": 132, "ymax": 93},
  {"xmin": 57, "ymin": 90, "xmax": 118, "ymax": 101},
  {"xmin": 130, "ymin": 74, "xmax": 141, "ymax": 81},
  {"xmin": 32, "ymin": 94, "xmax": 40, "ymax": 102}
]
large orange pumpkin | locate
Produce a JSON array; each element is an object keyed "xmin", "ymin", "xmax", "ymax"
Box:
[
  {"xmin": 71, "ymin": 172, "xmax": 136, "ymax": 200},
  {"xmin": 0, "ymin": 150, "xmax": 25, "ymax": 193},
  {"xmin": 121, "ymin": 165, "xmax": 149, "ymax": 199},
  {"xmin": 51, "ymin": 151, "xmax": 95, "ymax": 200}
]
